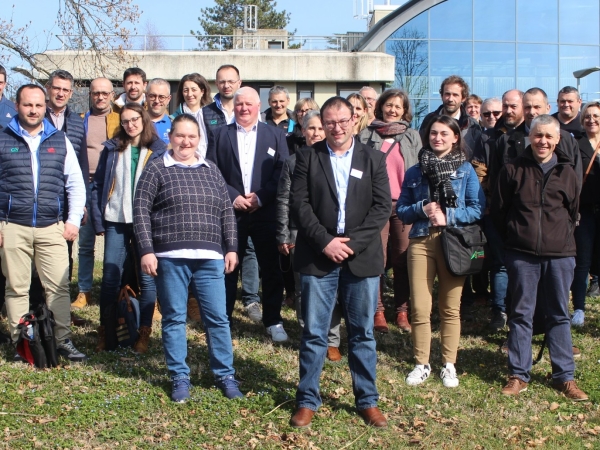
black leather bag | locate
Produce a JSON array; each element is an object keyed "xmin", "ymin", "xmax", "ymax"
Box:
[{"xmin": 440, "ymin": 223, "xmax": 487, "ymax": 276}]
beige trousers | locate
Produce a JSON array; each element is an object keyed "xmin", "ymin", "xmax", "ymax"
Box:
[
  {"xmin": 0, "ymin": 222, "xmax": 71, "ymax": 344},
  {"xmin": 407, "ymin": 229, "xmax": 465, "ymax": 365}
]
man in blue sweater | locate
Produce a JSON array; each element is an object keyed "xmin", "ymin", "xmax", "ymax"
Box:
[{"xmin": 0, "ymin": 65, "xmax": 17, "ymax": 129}]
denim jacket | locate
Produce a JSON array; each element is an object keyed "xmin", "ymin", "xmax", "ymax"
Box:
[{"xmin": 397, "ymin": 161, "xmax": 485, "ymax": 238}]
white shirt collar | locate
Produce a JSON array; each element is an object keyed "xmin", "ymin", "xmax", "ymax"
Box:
[{"xmin": 163, "ymin": 150, "xmax": 208, "ymax": 168}]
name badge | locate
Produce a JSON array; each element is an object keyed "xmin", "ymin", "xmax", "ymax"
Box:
[
  {"xmin": 350, "ymin": 168, "xmax": 363, "ymax": 179},
  {"xmin": 267, "ymin": 148, "xmax": 276, "ymax": 157}
]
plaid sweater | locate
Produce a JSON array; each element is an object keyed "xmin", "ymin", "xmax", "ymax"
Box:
[{"xmin": 133, "ymin": 156, "xmax": 237, "ymax": 257}]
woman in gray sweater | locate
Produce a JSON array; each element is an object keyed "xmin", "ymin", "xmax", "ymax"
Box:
[{"xmin": 134, "ymin": 114, "xmax": 242, "ymax": 403}]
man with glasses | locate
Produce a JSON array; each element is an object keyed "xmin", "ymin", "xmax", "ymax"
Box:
[
  {"xmin": 358, "ymin": 86, "xmax": 378, "ymax": 126},
  {"xmin": 553, "ymin": 86, "xmax": 584, "ymax": 139},
  {"xmin": 480, "ymin": 98, "xmax": 502, "ymax": 131},
  {"xmin": 289, "ymin": 97, "xmax": 390, "ymax": 429},
  {"xmin": 71, "ymin": 78, "xmax": 120, "ymax": 309},
  {"xmin": 203, "ymin": 64, "xmax": 242, "ymax": 133},
  {"xmin": 145, "ymin": 78, "xmax": 172, "ymax": 144},
  {"xmin": 0, "ymin": 65, "xmax": 17, "ymax": 129}
]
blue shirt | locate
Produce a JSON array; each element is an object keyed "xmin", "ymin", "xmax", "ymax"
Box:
[
  {"xmin": 153, "ymin": 114, "xmax": 172, "ymax": 144},
  {"xmin": 0, "ymin": 96, "xmax": 17, "ymax": 129},
  {"xmin": 327, "ymin": 138, "xmax": 355, "ymax": 234}
]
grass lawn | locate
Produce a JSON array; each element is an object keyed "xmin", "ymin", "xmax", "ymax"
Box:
[{"xmin": 0, "ymin": 264, "xmax": 599, "ymax": 449}]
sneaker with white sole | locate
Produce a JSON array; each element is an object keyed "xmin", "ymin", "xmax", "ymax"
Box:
[
  {"xmin": 57, "ymin": 339, "xmax": 87, "ymax": 362},
  {"xmin": 171, "ymin": 379, "xmax": 191, "ymax": 403},
  {"xmin": 571, "ymin": 309, "xmax": 585, "ymax": 327},
  {"xmin": 405, "ymin": 364, "xmax": 431, "ymax": 386},
  {"xmin": 266, "ymin": 323, "xmax": 288, "ymax": 343},
  {"xmin": 440, "ymin": 363, "xmax": 459, "ymax": 388},
  {"xmin": 245, "ymin": 302, "xmax": 263, "ymax": 322}
]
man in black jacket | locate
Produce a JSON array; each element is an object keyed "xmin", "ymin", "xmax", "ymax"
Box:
[
  {"xmin": 492, "ymin": 114, "xmax": 587, "ymax": 401},
  {"xmin": 289, "ymin": 97, "xmax": 391, "ymax": 428}
]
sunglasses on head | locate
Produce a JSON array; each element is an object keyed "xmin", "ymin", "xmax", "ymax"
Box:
[{"xmin": 482, "ymin": 111, "xmax": 501, "ymax": 118}]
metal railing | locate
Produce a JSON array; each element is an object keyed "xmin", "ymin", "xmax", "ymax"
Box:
[{"xmin": 55, "ymin": 34, "xmax": 350, "ymax": 52}]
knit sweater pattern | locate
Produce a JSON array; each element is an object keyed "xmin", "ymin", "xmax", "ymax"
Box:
[{"xmin": 133, "ymin": 157, "xmax": 238, "ymax": 257}]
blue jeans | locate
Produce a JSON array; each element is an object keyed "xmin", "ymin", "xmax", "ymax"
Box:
[
  {"xmin": 77, "ymin": 182, "xmax": 96, "ymax": 293},
  {"xmin": 241, "ymin": 237, "xmax": 260, "ymax": 306},
  {"xmin": 225, "ymin": 217, "xmax": 283, "ymax": 327},
  {"xmin": 155, "ymin": 258, "xmax": 235, "ymax": 381},
  {"xmin": 483, "ymin": 215, "xmax": 508, "ymax": 313},
  {"xmin": 571, "ymin": 207, "xmax": 600, "ymax": 311},
  {"xmin": 505, "ymin": 251, "xmax": 575, "ymax": 383},
  {"xmin": 296, "ymin": 267, "xmax": 379, "ymax": 411},
  {"xmin": 99, "ymin": 222, "xmax": 156, "ymax": 327}
]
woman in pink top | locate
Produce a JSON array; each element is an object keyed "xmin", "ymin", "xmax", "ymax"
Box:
[{"xmin": 359, "ymin": 89, "xmax": 422, "ymax": 333}]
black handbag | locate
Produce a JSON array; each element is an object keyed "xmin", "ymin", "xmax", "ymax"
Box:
[{"xmin": 440, "ymin": 223, "xmax": 487, "ymax": 276}]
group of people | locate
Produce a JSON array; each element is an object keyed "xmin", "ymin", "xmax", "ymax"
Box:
[{"xmin": 0, "ymin": 62, "xmax": 592, "ymax": 427}]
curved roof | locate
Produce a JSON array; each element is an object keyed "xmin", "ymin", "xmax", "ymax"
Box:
[{"xmin": 352, "ymin": 0, "xmax": 448, "ymax": 52}]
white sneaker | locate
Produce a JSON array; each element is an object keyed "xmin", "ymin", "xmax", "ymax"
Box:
[
  {"xmin": 405, "ymin": 364, "xmax": 431, "ymax": 386},
  {"xmin": 440, "ymin": 363, "xmax": 459, "ymax": 388},
  {"xmin": 266, "ymin": 323, "xmax": 288, "ymax": 343},
  {"xmin": 245, "ymin": 302, "xmax": 262, "ymax": 322}
]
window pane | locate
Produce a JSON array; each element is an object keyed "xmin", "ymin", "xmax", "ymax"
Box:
[
  {"xmin": 390, "ymin": 11, "xmax": 428, "ymax": 39},
  {"xmin": 474, "ymin": 42, "xmax": 516, "ymax": 98},
  {"xmin": 430, "ymin": 41, "xmax": 472, "ymax": 97},
  {"xmin": 474, "ymin": 0, "xmax": 515, "ymax": 42},
  {"xmin": 517, "ymin": 44, "xmax": 559, "ymax": 99},
  {"xmin": 430, "ymin": 0, "xmax": 472, "ymax": 40},
  {"xmin": 559, "ymin": 1, "xmax": 599, "ymax": 45},
  {"xmin": 560, "ymin": 45, "xmax": 600, "ymax": 102},
  {"xmin": 517, "ymin": 0, "xmax": 558, "ymax": 43},
  {"xmin": 386, "ymin": 38, "xmax": 429, "ymax": 102}
]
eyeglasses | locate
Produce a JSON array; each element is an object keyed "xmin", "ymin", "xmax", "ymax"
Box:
[
  {"xmin": 296, "ymin": 109, "xmax": 310, "ymax": 115},
  {"xmin": 147, "ymin": 94, "xmax": 170, "ymax": 102},
  {"xmin": 121, "ymin": 116, "xmax": 142, "ymax": 126},
  {"xmin": 217, "ymin": 79, "xmax": 240, "ymax": 86},
  {"xmin": 584, "ymin": 114, "xmax": 600, "ymax": 121},
  {"xmin": 323, "ymin": 118, "xmax": 352, "ymax": 130},
  {"xmin": 91, "ymin": 91, "xmax": 113, "ymax": 98},
  {"xmin": 482, "ymin": 111, "xmax": 502, "ymax": 118},
  {"xmin": 50, "ymin": 86, "xmax": 72, "ymax": 94}
]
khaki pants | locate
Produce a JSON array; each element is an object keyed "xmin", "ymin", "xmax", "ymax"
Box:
[
  {"xmin": 407, "ymin": 229, "xmax": 465, "ymax": 365},
  {"xmin": 0, "ymin": 222, "xmax": 71, "ymax": 344}
]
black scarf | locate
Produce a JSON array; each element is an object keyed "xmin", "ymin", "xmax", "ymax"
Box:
[{"xmin": 419, "ymin": 147, "xmax": 465, "ymax": 207}]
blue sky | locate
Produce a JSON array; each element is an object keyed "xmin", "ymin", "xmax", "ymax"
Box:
[{"xmin": 8, "ymin": 0, "xmax": 372, "ymax": 54}]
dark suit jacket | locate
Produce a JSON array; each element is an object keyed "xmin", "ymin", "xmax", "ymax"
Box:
[
  {"xmin": 206, "ymin": 121, "xmax": 289, "ymax": 222},
  {"xmin": 290, "ymin": 139, "xmax": 391, "ymax": 278}
]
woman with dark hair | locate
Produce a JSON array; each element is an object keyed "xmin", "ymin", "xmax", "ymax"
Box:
[
  {"xmin": 358, "ymin": 89, "xmax": 422, "ymax": 333},
  {"xmin": 347, "ymin": 93, "xmax": 369, "ymax": 136},
  {"xmin": 92, "ymin": 103, "xmax": 168, "ymax": 353},
  {"xmin": 397, "ymin": 115, "xmax": 484, "ymax": 388},
  {"xmin": 134, "ymin": 114, "xmax": 242, "ymax": 403},
  {"xmin": 286, "ymin": 98, "xmax": 319, "ymax": 154},
  {"xmin": 172, "ymin": 73, "xmax": 212, "ymax": 156}
]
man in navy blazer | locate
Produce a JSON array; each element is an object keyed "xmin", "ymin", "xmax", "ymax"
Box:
[
  {"xmin": 289, "ymin": 97, "xmax": 391, "ymax": 428},
  {"xmin": 206, "ymin": 87, "xmax": 289, "ymax": 342}
]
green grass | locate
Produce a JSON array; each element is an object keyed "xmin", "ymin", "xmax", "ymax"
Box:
[{"xmin": 0, "ymin": 263, "xmax": 599, "ymax": 449}]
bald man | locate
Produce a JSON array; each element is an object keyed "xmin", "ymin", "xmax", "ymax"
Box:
[
  {"xmin": 206, "ymin": 87, "xmax": 290, "ymax": 342},
  {"xmin": 71, "ymin": 77, "xmax": 121, "ymax": 309}
]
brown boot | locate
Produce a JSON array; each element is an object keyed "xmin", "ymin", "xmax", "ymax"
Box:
[
  {"xmin": 374, "ymin": 311, "xmax": 389, "ymax": 333},
  {"xmin": 152, "ymin": 302, "xmax": 162, "ymax": 322},
  {"xmin": 133, "ymin": 326, "xmax": 152, "ymax": 354},
  {"xmin": 395, "ymin": 311, "xmax": 412, "ymax": 332},
  {"xmin": 71, "ymin": 292, "xmax": 90, "ymax": 309},
  {"xmin": 95, "ymin": 326, "xmax": 106, "ymax": 352},
  {"xmin": 187, "ymin": 297, "xmax": 202, "ymax": 323}
]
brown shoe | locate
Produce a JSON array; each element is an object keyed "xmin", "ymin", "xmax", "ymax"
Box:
[
  {"xmin": 395, "ymin": 311, "xmax": 411, "ymax": 332},
  {"xmin": 326, "ymin": 346, "xmax": 342, "ymax": 362},
  {"xmin": 290, "ymin": 407, "xmax": 315, "ymax": 428},
  {"xmin": 501, "ymin": 376, "xmax": 528, "ymax": 396},
  {"xmin": 95, "ymin": 326, "xmax": 106, "ymax": 352},
  {"xmin": 572, "ymin": 346, "xmax": 581, "ymax": 359},
  {"xmin": 71, "ymin": 292, "xmax": 90, "ymax": 309},
  {"xmin": 551, "ymin": 380, "xmax": 588, "ymax": 401},
  {"xmin": 152, "ymin": 302, "xmax": 162, "ymax": 322},
  {"xmin": 133, "ymin": 326, "xmax": 152, "ymax": 354},
  {"xmin": 187, "ymin": 297, "xmax": 201, "ymax": 323},
  {"xmin": 71, "ymin": 313, "xmax": 86, "ymax": 327},
  {"xmin": 373, "ymin": 311, "xmax": 389, "ymax": 333},
  {"xmin": 358, "ymin": 407, "xmax": 387, "ymax": 428}
]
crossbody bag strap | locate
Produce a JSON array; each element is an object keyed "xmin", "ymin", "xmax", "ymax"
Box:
[{"xmin": 583, "ymin": 140, "xmax": 600, "ymax": 185}]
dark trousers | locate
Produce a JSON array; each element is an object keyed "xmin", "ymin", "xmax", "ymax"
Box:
[
  {"xmin": 505, "ymin": 250, "xmax": 575, "ymax": 383},
  {"xmin": 571, "ymin": 207, "xmax": 600, "ymax": 310},
  {"xmin": 241, "ymin": 237, "xmax": 260, "ymax": 306},
  {"xmin": 225, "ymin": 216, "xmax": 284, "ymax": 327}
]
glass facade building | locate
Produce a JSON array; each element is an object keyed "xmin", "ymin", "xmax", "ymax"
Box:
[{"xmin": 385, "ymin": 0, "xmax": 600, "ymax": 124}]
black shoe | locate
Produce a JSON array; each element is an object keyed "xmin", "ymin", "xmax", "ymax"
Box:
[
  {"xmin": 460, "ymin": 302, "xmax": 474, "ymax": 322},
  {"xmin": 13, "ymin": 351, "xmax": 24, "ymax": 363},
  {"xmin": 490, "ymin": 310, "xmax": 507, "ymax": 331},
  {"xmin": 587, "ymin": 281, "xmax": 599, "ymax": 298},
  {"xmin": 57, "ymin": 339, "xmax": 87, "ymax": 362}
]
